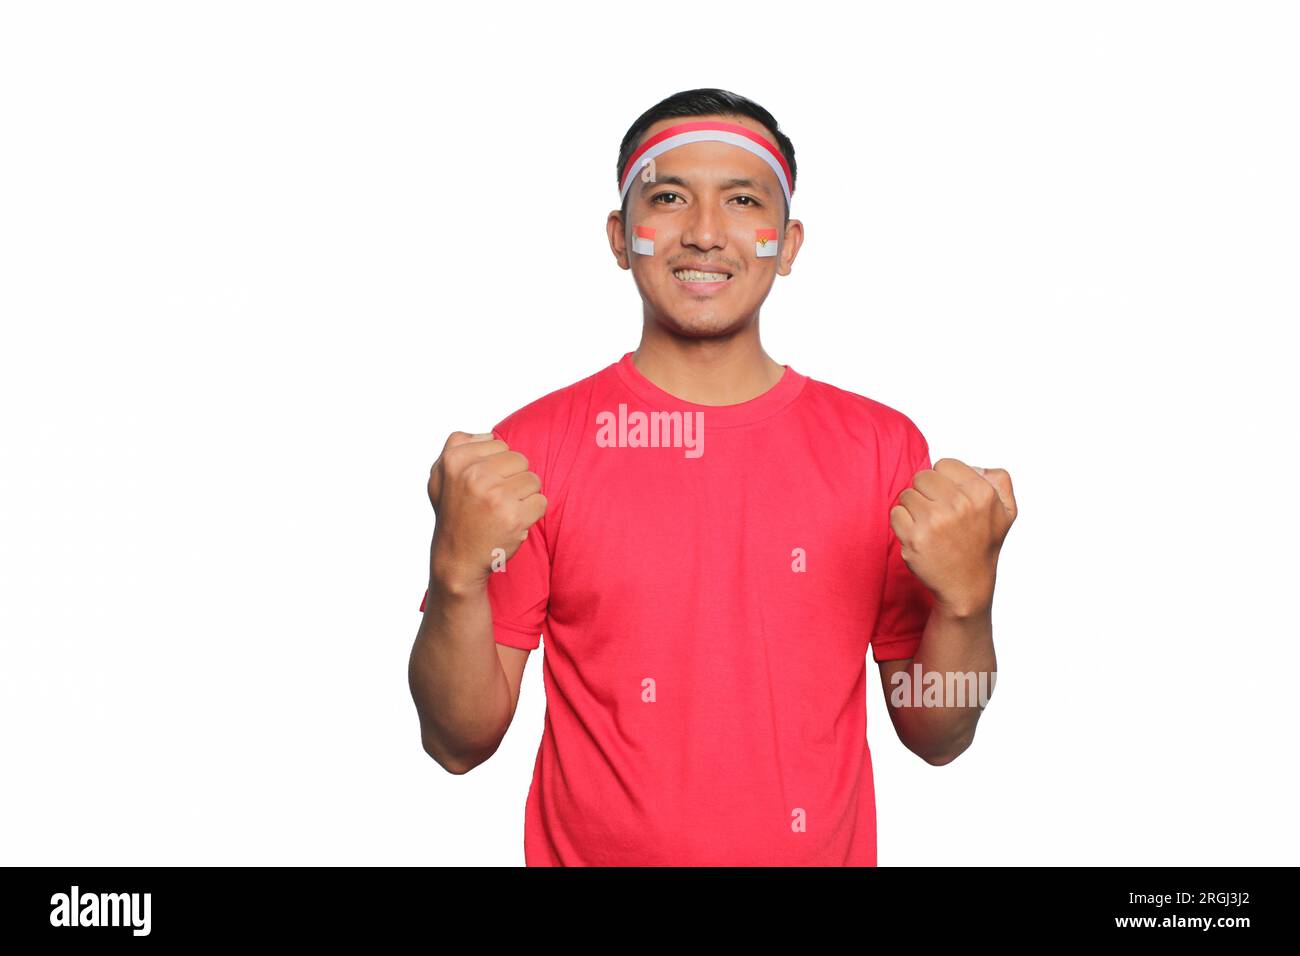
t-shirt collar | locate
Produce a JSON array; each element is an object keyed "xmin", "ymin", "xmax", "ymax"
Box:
[{"xmin": 613, "ymin": 351, "xmax": 808, "ymax": 429}]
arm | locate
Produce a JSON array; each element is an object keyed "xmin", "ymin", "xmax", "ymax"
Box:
[
  {"xmin": 879, "ymin": 459, "xmax": 1016, "ymax": 765},
  {"xmin": 409, "ymin": 577, "xmax": 528, "ymax": 774},
  {"xmin": 878, "ymin": 602, "xmax": 996, "ymax": 765},
  {"xmin": 407, "ymin": 431, "xmax": 546, "ymax": 775}
]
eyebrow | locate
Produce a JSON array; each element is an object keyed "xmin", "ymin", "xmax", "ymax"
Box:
[{"xmin": 644, "ymin": 174, "xmax": 773, "ymax": 198}]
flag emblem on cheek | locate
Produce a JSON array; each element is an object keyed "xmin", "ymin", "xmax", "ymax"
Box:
[
  {"xmin": 755, "ymin": 227, "xmax": 779, "ymax": 258},
  {"xmin": 632, "ymin": 225, "xmax": 656, "ymax": 256}
]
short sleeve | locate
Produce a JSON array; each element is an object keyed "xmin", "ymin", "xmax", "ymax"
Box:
[
  {"xmin": 869, "ymin": 422, "xmax": 936, "ymax": 663},
  {"xmin": 418, "ymin": 420, "xmax": 551, "ymax": 651}
]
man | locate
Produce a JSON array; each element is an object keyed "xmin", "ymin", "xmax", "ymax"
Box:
[{"xmin": 408, "ymin": 88, "xmax": 1017, "ymax": 866}]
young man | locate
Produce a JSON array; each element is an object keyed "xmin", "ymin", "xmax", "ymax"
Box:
[{"xmin": 408, "ymin": 89, "xmax": 1017, "ymax": 866}]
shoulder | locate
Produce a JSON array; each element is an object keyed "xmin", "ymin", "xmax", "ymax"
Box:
[
  {"xmin": 492, "ymin": 364, "xmax": 603, "ymax": 441},
  {"xmin": 489, "ymin": 361, "xmax": 612, "ymax": 481},
  {"xmin": 800, "ymin": 376, "xmax": 927, "ymax": 452}
]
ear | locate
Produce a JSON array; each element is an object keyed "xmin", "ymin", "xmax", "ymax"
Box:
[
  {"xmin": 607, "ymin": 210, "xmax": 630, "ymax": 270},
  {"xmin": 777, "ymin": 219, "xmax": 804, "ymax": 276}
]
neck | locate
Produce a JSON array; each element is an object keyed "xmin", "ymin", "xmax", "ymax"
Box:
[{"xmin": 632, "ymin": 322, "xmax": 785, "ymax": 406}]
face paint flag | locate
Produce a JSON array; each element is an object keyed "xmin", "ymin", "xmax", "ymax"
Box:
[
  {"xmin": 632, "ymin": 225, "xmax": 656, "ymax": 256},
  {"xmin": 755, "ymin": 227, "xmax": 779, "ymax": 258}
]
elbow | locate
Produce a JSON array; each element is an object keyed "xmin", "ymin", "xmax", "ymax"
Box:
[
  {"xmin": 431, "ymin": 749, "xmax": 474, "ymax": 775},
  {"xmin": 922, "ymin": 747, "xmax": 963, "ymax": 767},
  {"xmin": 424, "ymin": 742, "xmax": 479, "ymax": 775},
  {"xmin": 421, "ymin": 731, "xmax": 493, "ymax": 775},
  {"xmin": 915, "ymin": 729, "xmax": 976, "ymax": 767}
]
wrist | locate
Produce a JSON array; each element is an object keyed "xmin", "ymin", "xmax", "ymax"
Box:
[
  {"xmin": 934, "ymin": 595, "xmax": 993, "ymax": 623},
  {"xmin": 430, "ymin": 560, "xmax": 489, "ymax": 599}
]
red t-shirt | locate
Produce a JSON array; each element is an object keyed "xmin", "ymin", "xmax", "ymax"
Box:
[{"xmin": 419, "ymin": 351, "xmax": 934, "ymax": 865}]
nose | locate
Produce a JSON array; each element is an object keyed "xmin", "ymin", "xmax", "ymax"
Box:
[{"xmin": 680, "ymin": 196, "xmax": 724, "ymax": 252}]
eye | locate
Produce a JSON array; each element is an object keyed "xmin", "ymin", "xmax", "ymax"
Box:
[
  {"xmin": 731, "ymin": 196, "xmax": 760, "ymax": 207},
  {"xmin": 650, "ymin": 192, "xmax": 682, "ymax": 205}
]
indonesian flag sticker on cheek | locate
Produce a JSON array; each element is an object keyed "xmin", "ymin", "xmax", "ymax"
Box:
[
  {"xmin": 755, "ymin": 227, "xmax": 779, "ymax": 258},
  {"xmin": 632, "ymin": 225, "xmax": 655, "ymax": 256}
]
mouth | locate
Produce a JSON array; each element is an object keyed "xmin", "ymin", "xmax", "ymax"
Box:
[{"xmin": 672, "ymin": 267, "xmax": 733, "ymax": 294}]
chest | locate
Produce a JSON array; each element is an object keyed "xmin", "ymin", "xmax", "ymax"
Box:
[{"xmin": 546, "ymin": 427, "xmax": 892, "ymax": 644}]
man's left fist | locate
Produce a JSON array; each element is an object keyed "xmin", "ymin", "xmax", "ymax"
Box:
[{"xmin": 889, "ymin": 458, "xmax": 1017, "ymax": 618}]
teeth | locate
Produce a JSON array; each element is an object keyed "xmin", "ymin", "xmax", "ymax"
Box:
[{"xmin": 674, "ymin": 269, "xmax": 730, "ymax": 282}]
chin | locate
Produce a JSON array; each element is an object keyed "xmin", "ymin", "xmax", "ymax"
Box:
[{"xmin": 656, "ymin": 311, "xmax": 746, "ymax": 338}]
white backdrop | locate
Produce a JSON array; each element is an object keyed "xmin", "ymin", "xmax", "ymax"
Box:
[{"xmin": 2, "ymin": 1, "xmax": 1296, "ymax": 866}]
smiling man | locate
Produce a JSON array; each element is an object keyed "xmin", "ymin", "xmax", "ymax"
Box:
[{"xmin": 408, "ymin": 88, "xmax": 1018, "ymax": 866}]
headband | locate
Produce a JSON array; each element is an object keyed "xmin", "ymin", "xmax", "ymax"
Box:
[{"xmin": 619, "ymin": 120, "xmax": 793, "ymax": 209}]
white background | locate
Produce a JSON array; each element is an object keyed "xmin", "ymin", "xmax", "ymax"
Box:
[{"xmin": 2, "ymin": 1, "xmax": 1296, "ymax": 866}]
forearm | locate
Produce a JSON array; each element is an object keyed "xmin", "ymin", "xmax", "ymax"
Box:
[
  {"xmin": 889, "ymin": 602, "xmax": 997, "ymax": 765},
  {"xmin": 408, "ymin": 574, "xmax": 513, "ymax": 773}
]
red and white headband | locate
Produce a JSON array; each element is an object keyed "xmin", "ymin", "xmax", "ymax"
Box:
[{"xmin": 619, "ymin": 120, "xmax": 793, "ymax": 209}]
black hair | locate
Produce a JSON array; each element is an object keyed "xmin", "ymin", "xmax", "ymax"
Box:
[{"xmin": 616, "ymin": 88, "xmax": 796, "ymax": 225}]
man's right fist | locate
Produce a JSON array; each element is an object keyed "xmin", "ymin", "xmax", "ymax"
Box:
[{"xmin": 427, "ymin": 431, "xmax": 547, "ymax": 590}]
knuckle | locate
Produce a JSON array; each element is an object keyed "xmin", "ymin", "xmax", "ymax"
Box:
[{"xmin": 466, "ymin": 467, "xmax": 493, "ymax": 496}]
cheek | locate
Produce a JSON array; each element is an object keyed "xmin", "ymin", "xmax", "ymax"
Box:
[
  {"xmin": 630, "ymin": 224, "xmax": 657, "ymax": 257},
  {"xmin": 753, "ymin": 228, "xmax": 780, "ymax": 258}
]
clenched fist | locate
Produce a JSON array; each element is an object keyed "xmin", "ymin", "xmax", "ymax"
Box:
[
  {"xmin": 427, "ymin": 431, "xmax": 547, "ymax": 591},
  {"xmin": 889, "ymin": 459, "xmax": 1017, "ymax": 618}
]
